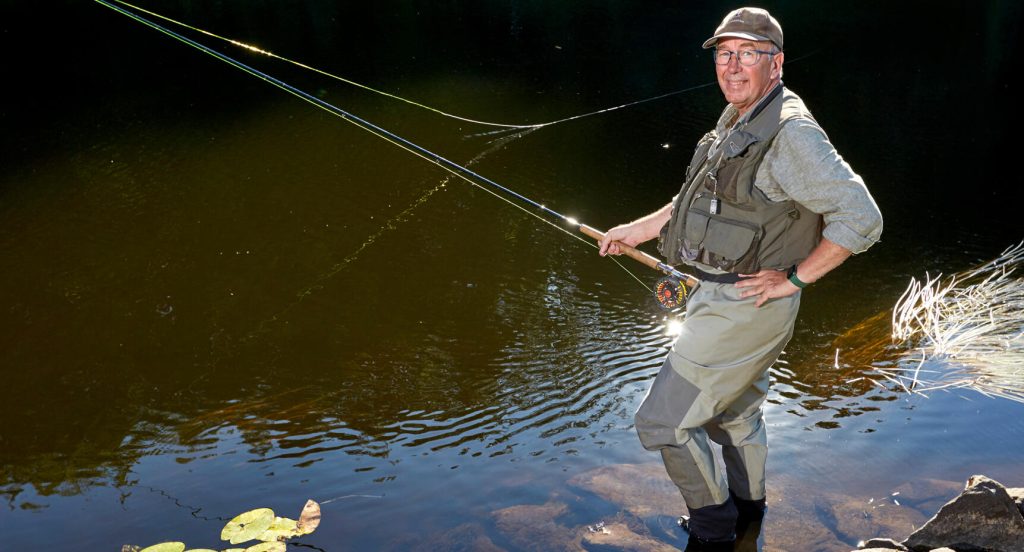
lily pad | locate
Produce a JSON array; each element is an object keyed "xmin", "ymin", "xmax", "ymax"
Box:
[
  {"xmin": 255, "ymin": 516, "xmax": 299, "ymax": 542},
  {"xmin": 221, "ymin": 508, "xmax": 275, "ymax": 544},
  {"xmin": 296, "ymin": 499, "xmax": 321, "ymax": 534},
  {"xmin": 139, "ymin": 544, "xmax": 185, "ymax": 552},
  {"xmin": 244, "ymin": 542, "xmax": 286, "ymax": 552}
]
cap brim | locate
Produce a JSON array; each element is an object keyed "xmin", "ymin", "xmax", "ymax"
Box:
[{"xmin": 701, "ymin": 32, "xmax": 772, "ymax": 49}]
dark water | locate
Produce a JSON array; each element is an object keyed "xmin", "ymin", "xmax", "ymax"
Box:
[{"xmin": 2, "ymin": 1, "xmax": 1022, "ymax": 550}]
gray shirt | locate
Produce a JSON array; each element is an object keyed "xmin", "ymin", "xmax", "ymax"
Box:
[{"xmin": 712, "ymin": 90, "xmax": 883, "ymax": 254}]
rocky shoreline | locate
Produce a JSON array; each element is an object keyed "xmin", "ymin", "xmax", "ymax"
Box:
[{"xmin": 856, "ymin": 475, "xmax": 1024, "ymax": 552}]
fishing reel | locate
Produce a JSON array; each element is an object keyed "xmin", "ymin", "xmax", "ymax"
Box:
[{"xmin": 654, "ymin": 276, "xmax": 688, "ymax": 310}]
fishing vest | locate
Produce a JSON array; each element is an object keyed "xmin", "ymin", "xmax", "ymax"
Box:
[{"xmin": 659, "ymin": 85, "xmax": 823, "ymax": 274}]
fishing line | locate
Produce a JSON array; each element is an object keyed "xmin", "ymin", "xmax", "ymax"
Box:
[
  {"xmin": 463, "ymin": 81, "xmax": 718, "ymax": 139},
  {"xmin": 96, "ymin": 0, "xmax": 693, "ymax": 306},
  {"xmin": 243, "ymin": 127, "xmax": 555, "ymax": 342},
  {"xmin": 105, "ymin": 0, "xmax": 716, "ymax": 133}
]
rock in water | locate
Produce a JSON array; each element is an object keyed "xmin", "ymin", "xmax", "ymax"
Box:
[
  {"xmin": 567, "ymin": 463, "xmax": 680, "ymax": 518},
  {"xmin": 859, "ymin": 537, "xmax": 907, "ymax": 550},
  {"xmin": 903, "ymin": 475, "xmax": 1024, "ymax": 552},
  {"xmin": 1010, "ymin": 487, "xmax": 1024, "ymax": 518}
]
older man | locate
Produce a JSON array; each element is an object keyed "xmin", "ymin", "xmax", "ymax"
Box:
[{"xmin": 598, "ymin": 7, "xmax": 882, "ymax": 550}]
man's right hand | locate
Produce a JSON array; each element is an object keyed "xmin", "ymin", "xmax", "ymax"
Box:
[
  {"xmin": 598, "ymin": 224, "xmax": 647, "ymax": 256},
  {"xmin": 597, "ymin": 201, "xmax": 675, "ymax": 257}
]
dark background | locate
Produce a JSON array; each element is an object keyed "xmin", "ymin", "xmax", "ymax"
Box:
[{"xmin": 5, "ymin": 1, "xmax": 1023, "ymax": 247}]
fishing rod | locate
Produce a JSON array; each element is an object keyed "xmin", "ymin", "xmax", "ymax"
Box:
[
  {"xmin": 104, "ymin": 0, "xmax": 717, "ymax": 134},
  {"xmin": 93, "ymin": 0, "xmax": 699, "ymax": 306}
]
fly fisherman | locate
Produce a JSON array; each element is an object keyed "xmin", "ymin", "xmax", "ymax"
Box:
[{"xmin": 598, "ymin": 7, "xmax": 882, "ymax": 550}]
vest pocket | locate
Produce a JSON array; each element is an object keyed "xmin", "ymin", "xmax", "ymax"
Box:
[{"xmin": 684, "ymin": 204, "xmax": 761, "ymax": 271}]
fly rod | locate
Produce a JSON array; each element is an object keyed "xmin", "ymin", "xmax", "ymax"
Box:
[{"xmin": 94, "ymin": 0, "xmax": 699, "ymax": 302}]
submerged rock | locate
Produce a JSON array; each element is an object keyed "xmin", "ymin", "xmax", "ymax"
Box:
[
  {"xmin": 762, "ymin": 481, "xmax": 854, "ymax": 552},
  {"xmin": 569, "ymin": 463, "xmax": 906, "ymax": 551},
  {"xmin": 580, "ymin": 519, "xmax": 679, "ymax": 552},
  {"xmin": 489, "ymin": 499, "xmax": 679, "ymax": 552},
  {"xmin": 899, "ymin": 475, "xmax": 1024, "ymax": 552},
  {"xmin": 390, "ymin": 522, "xmax": 506, "ymax": 552},
  {"xmin": 492, "ymin": 501, "xmax": 582, "ymax": 552},
  {"xmin": 832, "ymin": 494, "xmax": 928, "ymax": 542},
  {"xmin": 886, "ymin": 479, "xmax": 964, "ymax": 516},
  {"xmin": 567, "ymin": 462, "xmax": 680, "ymax": 518}
]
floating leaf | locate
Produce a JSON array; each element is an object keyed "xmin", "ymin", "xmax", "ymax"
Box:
[
  {"xmin": 255, "ymin": 516, "xmax": 299, "ymax": 542},
  {"xmin": 221, "ymin": 508, "xmax": 275, "ymax": 544},
  {"xmin": 296, "ymin": 499, "xmax": 321, "ymax": 534},
  {"xmin": 244, "ymin": 542, "xmax": 286, "ymax": 552},
  {"xmin": 222, "ymin": 549, "xmax": 246, "ymax": 552},
  {"xmin": 139, "ymin": 544, "xmax": 185, "ymax": 552}
]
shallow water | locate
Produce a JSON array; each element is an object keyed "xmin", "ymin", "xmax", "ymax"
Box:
[{"xmin": 2, "ymin": 1, "xmax": 1022, "ymax": 550}]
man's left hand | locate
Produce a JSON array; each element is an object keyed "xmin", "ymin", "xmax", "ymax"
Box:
[{"xmin": 735, "ymin": 269, "xmax": 800, "ymax": 307}]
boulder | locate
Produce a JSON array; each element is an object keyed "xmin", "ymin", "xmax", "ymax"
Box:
[
  {"xmin": 1009, "ymin": 487, "xmax": 1024, "ymax": 518},
  {"xmin": 902, "ymin": 475, "xmax": 1024, "ymax": 552},
  {"xmin": 859, "ymin": 537, "xmax": 907, "ymax": 550}
]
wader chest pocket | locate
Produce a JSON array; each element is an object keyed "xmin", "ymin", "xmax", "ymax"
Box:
[{"xmin": 684, "ymin": 205, "xmax": 760, "ymax": 270}]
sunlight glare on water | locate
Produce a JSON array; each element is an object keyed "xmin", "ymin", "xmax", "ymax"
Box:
[{"xmin": 665, "ymin": 318, "xmax": 684, "ymax": 337}]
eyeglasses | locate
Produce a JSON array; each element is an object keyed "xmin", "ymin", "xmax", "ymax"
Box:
[{"xmin": 713, "ymin": 48, "xmax": 777, "ymax": 66}]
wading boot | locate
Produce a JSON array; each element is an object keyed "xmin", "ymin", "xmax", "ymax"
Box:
[
  {"xmin": 677, "ymin": 499, "xmax": 738, "ymax": 551},
  {"xmin": 677, "ymin": 516, "xmax": 735, "ymax": 552},
  {"xmin": 731, "ymin": 491, "xmax": 767, "ymax": 522},
  {"xmin": 729, "ymin": 491, "xmax": 766, "ymax": 552}
]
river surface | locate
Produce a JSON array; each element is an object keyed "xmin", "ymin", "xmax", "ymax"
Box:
[{"xmin": 2, "ymin": 1, "xmax": 1022, "ymax": 551}]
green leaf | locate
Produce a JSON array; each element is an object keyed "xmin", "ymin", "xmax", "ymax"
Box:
[
  {"xmin": 139, "ymin": 544, "xmax": 185, "ymax": 552},
  {"xmin": 243, "ymin": 542, "xmax": 286, "ymax": 552},
  {"xmin": 255, "ymin": 516, "xmax": 299, "ymax": 542},
  {"xmin": 220, "ymin": 508, "xmax": 275, "ymax": 544}
]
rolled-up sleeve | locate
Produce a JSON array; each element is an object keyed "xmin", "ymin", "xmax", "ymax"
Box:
[{"xmin": 756, "ymin": 119, "xmax": 883, "ymax": 254}]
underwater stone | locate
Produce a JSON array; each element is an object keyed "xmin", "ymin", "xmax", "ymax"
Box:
[{"xmin": 567, "ymin": 462, "xmax": 680, "ymax": 518}]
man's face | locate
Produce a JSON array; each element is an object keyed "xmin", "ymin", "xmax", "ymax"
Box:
[{"xmin": 714, "ymin": 37, "xmax": 783, "ymax": 116}]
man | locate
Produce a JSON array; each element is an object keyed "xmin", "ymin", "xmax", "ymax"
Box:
[{"xmin": 598, "ymin": 7, "xmax": 882, "ymax": 550}]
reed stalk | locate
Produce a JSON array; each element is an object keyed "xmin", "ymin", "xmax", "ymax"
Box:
[{"xmin": 883, "ymin": 241, "xmax": 1024, "ymax": 403}]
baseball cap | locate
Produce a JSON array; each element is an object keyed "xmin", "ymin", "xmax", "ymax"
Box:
[{"xmin": 702, "ymin": 7, "xmax": 783, "ymax": 50}]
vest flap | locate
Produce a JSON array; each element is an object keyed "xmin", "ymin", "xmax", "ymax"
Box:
[{"xmin": 722, "ymin": 130, "xmax": 761, "ymax": 159}]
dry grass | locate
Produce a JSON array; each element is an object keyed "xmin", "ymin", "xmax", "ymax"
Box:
[{"xmin": 883, "ymin": 241, "xmax": 1024, "ymax": 403}]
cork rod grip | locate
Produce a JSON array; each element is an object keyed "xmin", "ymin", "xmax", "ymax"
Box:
[{"xmin": 578, "ymin": 224, "xmax": 664, "ymax": 272}]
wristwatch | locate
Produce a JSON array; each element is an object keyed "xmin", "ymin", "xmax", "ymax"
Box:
[{"xmin": 787, "ymin": 265, "xmax": 809, "ymax": 289}]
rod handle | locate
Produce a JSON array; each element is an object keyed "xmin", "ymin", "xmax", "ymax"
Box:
[
  {"xmin": 578, "ymin": 224, "xmax": 659, "ymax": 270},
  {"xmin": 578, "ymin": 224, "xmax": 700, "ymax": 288}
]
